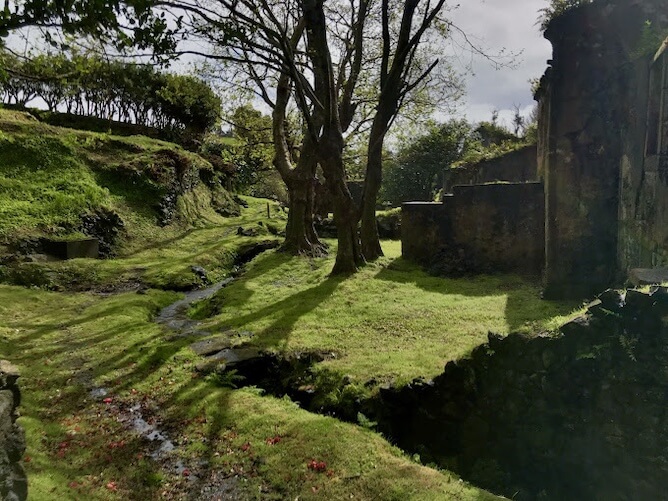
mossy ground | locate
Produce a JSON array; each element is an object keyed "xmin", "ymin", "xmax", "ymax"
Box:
[
  {"xmin": 192, "ymin": 241, "xmax": 581, "ymax": 386},
  {"xmin": 2, "ymin": 280, "xmax": 501, "ymax": 500},
  {"xmin": 0, "ymin": 233, "xmax": 580, "ymax": 500},
  {"xmin": 0, "ymin": 109, "xmax": 582, "ymax": 500},
  {"xmin": 0, "ymin": 108, "xmax": 236, "ymax": 252}
]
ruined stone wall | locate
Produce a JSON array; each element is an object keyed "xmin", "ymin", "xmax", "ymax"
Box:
[
  {"xmin": 401, "ymin": 202, "xmax": 451, "ymax": 265},
  {"xmin": 443, "ymin": 145, "xmax": 537, "ymax": 194},
  {"xmin": 401, "ymin": 183, "xmax": 544, "ymax": 274},
  {"xmin": 539, "ymin": 0, "xmax": 668, "ymax": 298},
  {"xmin": 374, "ymin": 287, "xmax": 668, "ymax": 500},
  {"xmin": 0, "ymin": 361, "xmax": 27, "ymax": 501}
]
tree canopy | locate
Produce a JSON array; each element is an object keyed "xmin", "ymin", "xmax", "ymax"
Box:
[{"xmin": 0, "ymin": 51, "xmax": 221, "ymax": 134}]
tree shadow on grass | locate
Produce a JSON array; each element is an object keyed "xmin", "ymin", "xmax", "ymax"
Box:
[
  {"xmin": 374, "ymin": 257, "xmax": 581, "ymax": 334},
  {"xmin": 206, "ymin": 275, "xmax": 344, "ymax": 353}
]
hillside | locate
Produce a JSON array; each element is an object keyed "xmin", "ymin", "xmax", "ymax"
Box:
[{"xmin": 0, "ymin": 110, "xmax": 580, "ymax": 500}]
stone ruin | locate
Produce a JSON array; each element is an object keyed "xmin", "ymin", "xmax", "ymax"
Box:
[
  {"xmin": 0, "ymin": 361, "xmax": 26, "ymax": 501},
  {"xmin": 402, "ymin": 0, "xmax": 668, "ymax": 298}
]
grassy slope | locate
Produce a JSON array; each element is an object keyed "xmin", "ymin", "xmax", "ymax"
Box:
[
  {"xmin": 1, "ymin": 285, "xmax": 499, "ymax": 500},
  {"xmin": 0, "ymin": 108, "xmax": 234, "ymax": 251},
  {"xmin": 0, "ymin": 110, "xmax": 581, "ymax": 500},
  {"xmin": 194, "ymin": 241, "xmax": 581, "ymax": 385}
]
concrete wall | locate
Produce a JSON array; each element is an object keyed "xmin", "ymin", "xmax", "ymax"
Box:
[
  {"xmin": 539, "ymin": 0, "xmax": 668, "ymax": 298},
  {"xmin": 444, "ymin": 145, "xmax": 538, "ymax": 194},
  {"xmin": 0, "ymin": 361, "xmax": 27, "ymax": 501},
  {"xmin": 401, "ymin": 202, "xmax": 451, "ymax": 265},
  {"xmin": 450, "ymin": 183, "xmax": 544, "ymax": 274},
  {"xmin": 402, "ymin": 182, "xmax": 544, "ymax": 275}
]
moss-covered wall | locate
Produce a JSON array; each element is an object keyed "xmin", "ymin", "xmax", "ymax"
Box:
[
  {"xmin": 539, "ymin": 0, "xmax": 668, "ymax": 298},
  {"xmin": 374, "ymin": 287, "xmax": 668, "ymax": 500},
  {"xmin": 401, "ymin": 183, "xmax": 544, "ymax": 274},
  {"xmin": 0, "ymin": 361, "xmax": 26, "ymax": 501},
  {"xmin": 443, "ymin": 145, "xmax": 537, "ymax": 194}
]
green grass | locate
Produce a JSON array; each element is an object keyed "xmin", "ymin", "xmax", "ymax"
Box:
[
  {"xmin": 0, "ymin": 107, "xmax": 580, "ymax": 499},
  {"xmin": 193, "ymin": 240, "xmax": 582, "ymax": 385},
  {"xmin": 1, "ymin": 285, "xmax": 500, "ymax": 500},
  {"xmin": 3, "ymin": 195, "xmax": 286, "ymax": 290},
  {"xmin": 0, "ymin": 108, "xmax": 236, "ymax": 250}
]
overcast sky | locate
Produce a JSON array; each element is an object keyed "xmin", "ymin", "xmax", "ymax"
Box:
[
  {"xmin": 445, "ymin": 0, "xmax": 552, "ymax": 127},
  {"xmin": 9, "ymin": 0, "xmax": 553, "ymax": 129}
]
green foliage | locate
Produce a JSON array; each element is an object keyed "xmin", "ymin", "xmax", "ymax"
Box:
[
  {"xmin": 0, "ymin": 50, "xmax": 221, "ymax": 135},
  {"xmin": 1, "ymin": 0, "xmax": 178, "ymax": 55},
  {"xmin": 220, "ymin": 105, "xmax": 288, "ymax": 201},
  {"xmin": 454, "ymin": 120, "xmax": 532, "ymax": 167},
  {"xmin": 632, "ymin": 21, "xmax": 668, "ymax": 59},
  {"xmin": 538, "ymin": 0, "xmax": 593, "ymax": 29},
  {"xmin": 206, "ymin": 368, "xmax": 246, "ymax": 388},
  {"xmin": 381, "ymin": 120, "xmax": 473, "ymax": 205}
]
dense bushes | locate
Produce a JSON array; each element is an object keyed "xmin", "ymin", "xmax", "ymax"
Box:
[{"xmin": 0, "ymin": 52, "xmax": 221, "ymax": 135}]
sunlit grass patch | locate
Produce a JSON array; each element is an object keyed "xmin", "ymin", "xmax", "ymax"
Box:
[
  {"xmin": 195, "ymin": 240, "xmax": 582, "ymax": 385},
  {"xmin": 1, "ymin": 285, "xmax": 499, "ymax": 500}
]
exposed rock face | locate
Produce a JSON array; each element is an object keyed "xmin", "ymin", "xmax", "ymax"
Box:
[
  {"xmin": 0, "ymin": 361, "xmax": 27, "ymax": 501},
  {"xmin": 374, "ymin": 288, "xmax": 668, "ymax": 499}
]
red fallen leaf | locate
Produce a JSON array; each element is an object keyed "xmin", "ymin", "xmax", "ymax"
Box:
[
  {"xmin": 68, "ymin": 481, "xmax": 79, "ymax": 489},
  {"xmin": 106, "ymin": 481, "xmax": 118, "ymax": 491},
  {"xmin": 23, "ymin": 455, "xmax": 31, "ymax": 463},
  {"xmin": 241, "ymin": 442, "xmax": 251, "ymax": 452},
  {"xmin": 182, "ymin": 469, "xmax": 190, "ymax": 477},
  {"xmin": 103, "ymin": 397, "xmax": 113, "ymax": 404},
  {"xmin": 307, "ymin": 460, "xmax": 327, "ymax": 473},
  {"xmin": 265, "ymin": 436, "xmax": 282, "ymax": 445},
  {"xmin": 57, "ymin": 450, "xmax": 66, "ymax": 458},
  {"xmin": 58, "ymin": 441, "xmax": 69, "ymax": 449}
]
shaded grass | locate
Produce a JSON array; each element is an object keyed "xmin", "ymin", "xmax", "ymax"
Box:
[
  {"xmin": 1, "ymin": 285, "xmax": 499, "ymax": 500},
  {"xmin": 194, "ymin": 240, "xmax": 582, "ymax": 385}
]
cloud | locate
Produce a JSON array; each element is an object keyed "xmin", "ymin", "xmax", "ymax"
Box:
[{"xmin": 446, "ymin": 0, "xmax": 552, "ymax": 123}]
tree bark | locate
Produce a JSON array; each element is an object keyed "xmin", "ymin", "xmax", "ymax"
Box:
[
  {"xmin": 360, "ymin": 116, "xmax": 386, "ymax": 260},
  {"xmin": 302, "ymin": 0, "xmax": 363, "ymax": 274},
  {"xmin": 272, "ymin": 68, "xmax": 325, "ymax": 257}
]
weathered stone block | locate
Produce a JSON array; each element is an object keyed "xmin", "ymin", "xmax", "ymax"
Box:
[{"xmin": 41, "ymin": 238, "xmax": 99, "ymax": 260}]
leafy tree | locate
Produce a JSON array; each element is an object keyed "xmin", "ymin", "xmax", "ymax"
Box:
[
  {"xmin": 381, "ymin": 120, "xmax": 472, "ymax": 205},
  {"xmin": 223, "ymin": 105, "xmax": 274, "ymax": 192},
  {"xmin": 0, "ymin": 51, "xmax": 221, "ymax": 134}
]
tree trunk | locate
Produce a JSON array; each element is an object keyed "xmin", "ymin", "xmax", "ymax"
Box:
[
  {"xmin": 360, "ymin": 119, "xmax": 385, "ymax": 260},
  {"xmin": 281, "ymin": 172, "xmax": 326, "ymax": 256},
  {"xmin": 320, "ymin": 141, "xmax": 364, "ymax": 274}
]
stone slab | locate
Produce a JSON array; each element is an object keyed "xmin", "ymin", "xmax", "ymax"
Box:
[
  {"xmin": 42, "ymin": 238, "xmax": 100, "ymax": 260},
  {"xmin": 190, "ymin": 336, "xmax": 233, "ymax": 357},
  {"xmin": 628, "ymin": 268, "xmax": 668, "ymax": 286}
]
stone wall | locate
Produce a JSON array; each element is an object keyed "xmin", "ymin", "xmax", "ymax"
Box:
[
  {"xmin": 538, "ymin": 0, "xmax": 668, "ymax": 298},
  {"xmin": 373, "ymin": 287, "xmax": 668, "ymax": 500},
  {"xmin": 0, "ymin": 361, "xmax": 27, "ymax": 501},
  {"xmin": 443, "ymin": 145, "xmax": 537, "ymax": 194},
  {"xmin": 402, "ymin": 182, "xmax": 544, "ymax": 275}
]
